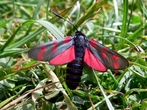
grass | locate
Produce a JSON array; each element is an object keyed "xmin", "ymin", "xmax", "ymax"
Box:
[{"xmin": 0, "ymin": 0, "xmax": 147, "ymax": 110}]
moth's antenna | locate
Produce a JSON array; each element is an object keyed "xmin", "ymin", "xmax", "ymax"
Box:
[
  {"xmin": 52, "ymin": 11, "xmax": 78, "ymax": 31},
  {"xmin": 80, "ymin": 18, "xmax": 93, "ymax": 31}
]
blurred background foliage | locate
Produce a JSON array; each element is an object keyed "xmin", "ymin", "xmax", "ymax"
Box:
[{"xmin": 0, "ymin": 0, "xmax": 147, "ymax": 110}]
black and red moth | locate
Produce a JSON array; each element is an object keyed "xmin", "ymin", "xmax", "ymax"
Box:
[{"xmin": 28, "ymin": 31, "xmax": 129, "ymax": 89}]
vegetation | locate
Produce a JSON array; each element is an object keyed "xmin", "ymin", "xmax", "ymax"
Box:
[{"xmin": 0, "ymin": 0, "xmax": 147, "ymax": 109}]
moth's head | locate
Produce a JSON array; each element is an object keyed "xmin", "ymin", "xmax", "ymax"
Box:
[
  {"xmin": 74, "ymin": 31, "xmax": 86, "ymax": 47},
  {"xmin": 75, "ymin": 31, "xmax": 85, "ymax": 37}
]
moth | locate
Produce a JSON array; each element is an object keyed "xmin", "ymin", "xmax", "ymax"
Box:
[{"xmin": 28, "ymin": 29, "xmax": 129, "ymax": 89}]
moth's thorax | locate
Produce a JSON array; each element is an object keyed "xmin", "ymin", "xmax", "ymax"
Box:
[{"xmin": 74, "ymin": 31, "xmax": 86, "ymax": 47}]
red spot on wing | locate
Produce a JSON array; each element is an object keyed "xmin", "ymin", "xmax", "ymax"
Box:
[
  {"xmin": 64, "ymin": 36, "xmax": 71, "ymax": 44},
  {"xmin": 112, "ymin": 54, "xmax": 119, "ymax": 69},
  {"xmin": 41, "ymin": 45, "xmax": 46, "ymax": 52},
  {"xmin": 37, "ymin": 45, "xmax": 47, "ymax": 60},
  {"xmin": 112, "ymin": 54, "xmax": 118, "ymax": 60},
  {"xmin": 113, "ymin": 62, "xmax": 119, "ymax": 69},
  {"xmin": 84, "ymin": 48, "xmax": 107, "ymax": 71},
  {"xmin": 89, "ymin": 39, "xmax": 97, "ymax": 48},
  {"xmin": 90, "ymin": 39, "xmax": 107, "ymax": 58},
  {"xmin": 50, "ymin": 46, "xmax": 75, "ymax": 65},
  {"xmin": 52, "ymin": 41, "xmax": 58, "ymax": 52},
  {"xmin": 102, "ymin": 47, "xmax": 107, "ymax": 58},
  {"xmin": 37, "ymin": 52, "xmax": 44, "ymax": 60}
]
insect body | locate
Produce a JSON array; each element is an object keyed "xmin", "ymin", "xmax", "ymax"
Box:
[
  {"xmin": 28, "ymin": 31, "xmax": 129, "ymax": 89},
  {"xmin": 66, "ymin": 31, "xmax": 86, "ymax": 89}
]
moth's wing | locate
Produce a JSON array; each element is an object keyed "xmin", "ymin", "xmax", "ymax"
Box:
[
  {"xmin": 28, "ymin": 36, "xmax": 75, "ymax": 65},
  {"xmin": 84, "ymin": 39, "xmax": 129, "ymax": 71}
]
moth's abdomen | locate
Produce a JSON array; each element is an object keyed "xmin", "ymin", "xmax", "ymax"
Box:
[
  {"xmin": 65, "ymin": 34, "xmax": 86, "ymax": 89},
  {"xmin": 66, "ymin": 57, "xmax": 84, "ymax": 89},
  {"xmin": 66, "ymin": 42, "xmax": 85, "ymax": 89}
]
